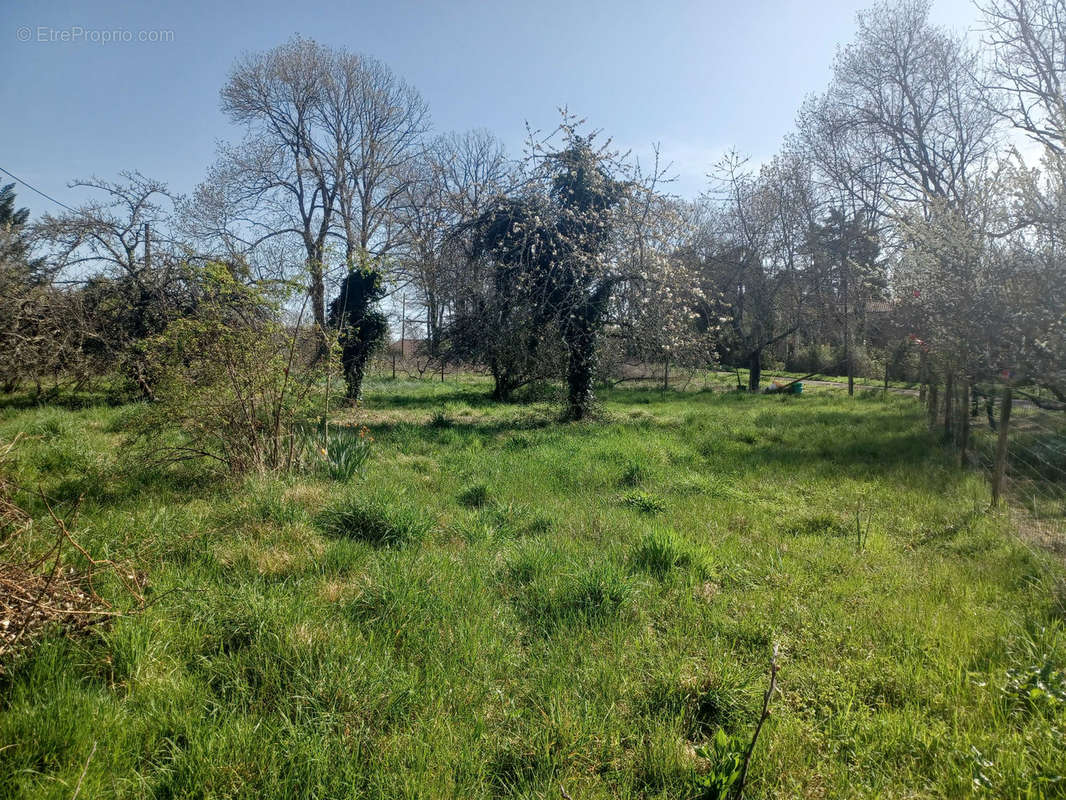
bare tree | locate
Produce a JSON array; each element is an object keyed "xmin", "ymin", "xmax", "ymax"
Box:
[
  {"xmin": 32, "ymin": 172, "xmax": 185, "ymax": 346},
  {"xmin": 398, "ymin": 129, "xmax": 513, "ymax": 348},
  {"xmin": 695, "ymin": 152, "xmax": 810, "ymax": 391},
  {"xmin": 218, "ymin": 37, "xmax": 338, "ymax": 342},
  {"xmin": 213, "ymin": 39, "xmax": 430, "ymax": 396},
  {"xmin": 980, "ymin": 0, "xmax": 1066, "ymax": 155},
  {"xmin": 34, "ymin": 172, "xmax": 168, "ymax": 283},
  {"xmin": 826, "ymin": 0, "xmax": 998, "ymax": 214},
  {"xmin": 326, "ymin": 51, "xmax": 430, "ymax": 264},
  {"xmin": 978, "ymin": 0, "xmax": 1066, "ymax": 402}
]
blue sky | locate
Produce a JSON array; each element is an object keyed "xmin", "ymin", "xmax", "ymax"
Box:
[{"xmin": 2, "ymin": 0, "xmax": 981, "ymax": 215}]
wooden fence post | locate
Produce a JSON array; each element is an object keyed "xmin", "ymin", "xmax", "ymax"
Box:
[
  {"xmin": 943, "ymin": 372, "xmax": 955, "ymax": 440},
  {"xmin": 959, "ymin": 379, "xmax": 971, "ymax": 464},
  {"xmin": 991, "ymin": 386, "xmax": 1013, "ymax": 506}
]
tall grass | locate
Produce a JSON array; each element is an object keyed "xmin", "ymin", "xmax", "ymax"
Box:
[{"xmin": 0, "ymin": 378, "xmax": 1064, "ymax": 798}]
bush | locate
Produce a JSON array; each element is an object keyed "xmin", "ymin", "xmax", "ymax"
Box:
[
  {"xmin": 788, "ymin": 342, "xmax": 836, "ymax": 375},
  {"xmin": 130, "ymin": 266, "xmax": 331, "ymax": 475}
]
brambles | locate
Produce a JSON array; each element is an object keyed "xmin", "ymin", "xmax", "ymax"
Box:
[{"xmin": 1, "ymin": 439, "xmax": 145, "ymax": 672}]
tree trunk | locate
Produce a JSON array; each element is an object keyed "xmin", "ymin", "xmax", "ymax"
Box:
[
  {"xmin": 341, "ymin": 346, "xmax": 369, "ymax": 404},
  {"xmin": 918, "ymin": 349, "xmax": 928, "ymax": 404},
  {"xmin": 309, "ymin": 257, "xmax": 328, "ymax": 357},
  {"xmin": 842, "ymin": 252, "xmax": 854, "ymax": 396},
  {"xmin": 564, "ymin": 319, "xmax": 596, "ymax": 421},
  {"xmin": 748, "ymin": 350, "xmax": 762, "ymax": 392},
  {"xmin": 490, "ymin": 358, "xmax": 514, "ymax": 402},
  {"xmin": 491, "ymin": 378, "xmax": 514, "ymax": 402},
  {"xmin": 563, "ymin": 286, "xmax": 612, "ymax": 421}
]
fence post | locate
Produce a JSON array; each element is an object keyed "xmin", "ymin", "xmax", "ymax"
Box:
[
  {"xmin": 959, "ymin": 379, "xmax": 971, "ymax": 464},
  {"xmin": 943, "ymin": 372, "xmax": 955, "ymax": 440},
  {"xmin": 991, "ymin": 386, "xmax": 1013, "ymax": 506}
]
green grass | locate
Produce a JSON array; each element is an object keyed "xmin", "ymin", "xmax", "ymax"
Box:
[{"xmin": 1, "ymin": 375, "xmax": 1064, "ymax": 798}]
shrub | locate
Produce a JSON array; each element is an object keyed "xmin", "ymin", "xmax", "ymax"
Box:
[
  {"xmin": 788, "ymin": 342, "xmax": 836, "ymax": 375},
  {"xmin": 317, "ymin": 493, "xmax": 433, "ymax": 547},
  {"xmin": 131, "ymin": 266, "xmax": 331, "ymax": 475}
]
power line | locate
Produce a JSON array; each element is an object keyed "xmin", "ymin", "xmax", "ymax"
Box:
[{"xmin": 0, "ymin": 166, "xmax": 77, "ymax": 212}]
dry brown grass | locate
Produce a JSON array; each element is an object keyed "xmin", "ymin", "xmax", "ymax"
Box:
[{"xmin": 0, "ymin": 437, "xmax": 145, "ymax": 672}]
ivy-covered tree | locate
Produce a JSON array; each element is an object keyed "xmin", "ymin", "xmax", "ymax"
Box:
[
  {"xmin": 329, "ymin": 260, "xmax": 387, "ymax": 403},
  {"xmin": 545, "ymin": 131, "xmax": 628, "ymax": 419},
  {"xmin": 454, "ymin": 119, "xmax": 628, "ymax": 418},
  {"xmin": 451, "ymin": 195, "xmax": 565, "ymax": 401}
]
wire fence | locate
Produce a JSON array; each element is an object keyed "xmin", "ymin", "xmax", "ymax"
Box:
[{"xmin": 968, "ymin": 384, "xmax": 1066, "ymax": 553}]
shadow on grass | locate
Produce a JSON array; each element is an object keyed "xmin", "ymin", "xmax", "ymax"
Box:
[
  {"xmin": 45, "ymin": 460, "xmax": 222, "ymax": 509},
  {"xmin": 708, "ymin": 417, "xmax": 962, "ymax": 490},
  {"xmin": 0, "ymin": 388, "xmax": 127, "ymax": 411},
  {"xmin": 364, "ymin": 415, "xmax": 559, "ymax": 447},
  {"xmin": 363, "ymin": 387, "xmax": 519, "ymax": 411}
]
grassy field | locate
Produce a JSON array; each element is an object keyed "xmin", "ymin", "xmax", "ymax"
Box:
[{"xmin": 1, "ymin": 377, "xmax": 1064, "ymax": 799}]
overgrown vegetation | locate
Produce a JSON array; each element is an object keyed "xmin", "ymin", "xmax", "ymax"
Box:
[
  {"xmin": 3, "ymin": 0, "xmax": 1066, "ymax": 796},
  {"xmin": 1, "ymin": 377, "xmax": 1063, "ymax": 798}
]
